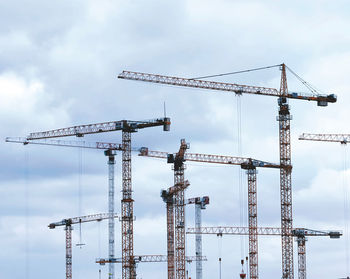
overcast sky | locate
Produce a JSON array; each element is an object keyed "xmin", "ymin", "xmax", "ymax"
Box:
[{"xmin": 1, "ymin": 1, "xmax": 350, "ymax": 278}]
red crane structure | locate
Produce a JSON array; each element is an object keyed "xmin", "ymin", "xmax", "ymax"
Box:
[
  {"xmin": 119, "ymin": 64, "xmax": 336, "ymax": 279},
  {"xmin": 161, "ymin": 179, "xmax": 190, "ymax": 279},
  {"xmin": 139, "ymin": 140, "xmax": 280, "ymax": 279},
  {"xmin": 186, "ymin": 226, "xmax": 341, "ymax": 279},
  {"xmin": 48, "ymin": 213, "xmax": 118, "ymax": 279},
  {"xmin": 18, "ymin": 117, "xmax": 170, "ymax": 279}
]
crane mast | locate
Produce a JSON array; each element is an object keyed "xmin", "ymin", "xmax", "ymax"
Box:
[
  {"xmin": 186, "ymin": 196, "xmax": 209, "ymax": 279},
  {"xmin": 171, "ymin": 139, "xmax": 189, "ymax": 279},
  {"xmin": 119, "ymin": 64, "xmax": 336, "ymax": 279},
  {"xmin": 162, "ymin": 180, "xmax": 190, "ymax": 279}
]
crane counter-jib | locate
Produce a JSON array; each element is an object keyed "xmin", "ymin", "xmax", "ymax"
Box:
[{"xmin": 118, "ymin": 70, "xmax": 337, "ymax": 105}]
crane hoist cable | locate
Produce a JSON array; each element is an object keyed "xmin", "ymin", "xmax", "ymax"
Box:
[
  {"xmin": 24, "ymin": 147, "xmax": 29, "ymax": 279},
  {"xmin": 76, "ymin": 146, "xmax": 85, "ymax": 248},
  {"xmin": 342, "ymin": 144, "xmax": 350, "ymax": 275},
  {"xmin": 236, "ymin": 94, "xmax": 247, "ymax": 259}
]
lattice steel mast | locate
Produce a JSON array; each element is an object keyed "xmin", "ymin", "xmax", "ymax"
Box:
[
  {"xmin": 162, "ymin": 180, "xmax": 190, "ymax": 279},
  {"xmin": 186, "ymin": 196, "xmax": 209, "ymax": 279},
  {"xmin": 119, "ymin": 65, "xmax": 336, "ymax": 279}
]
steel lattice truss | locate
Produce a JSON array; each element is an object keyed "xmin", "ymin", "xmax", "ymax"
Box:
[
  {"xmin": 26, "ymin": 118, "xmax": 170, "ymax": 140},
  {"xmin": 118, "ymin": 71, "xmax": 336, "ymax": 103},
  {"xmin": 96, "ymin": 255, "xmax": 207, "ymax": 264},
  {"xmin": 48, "ymin": 213, "xmax": 118, "ymax": 228},
  {"xmin": 299, "ymin": 133, "xmax": 350, "ymax": 144},
  {"xmin": 162, "ymin": 180, "xmax": 190, "ymax": 279},
  {"xmin": 122, "ymin": 131, "xmax": 135, "ymax": 279},
  {"xmin": 247, "ymin": 168, "xmax": 258, "ymax": 279},
  {"xmin": 139, "ymin": 148, "xmax": 280, "ymax": 169},
  {"xmin": 186, "ymin": 226, "xmax": 341, "ymax": 237},
  {"xmin": 65, "ymin": 226, "xmax": 72, "ymax": 279}
]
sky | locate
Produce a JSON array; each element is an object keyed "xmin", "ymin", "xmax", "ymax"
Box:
[{"xmin": 1, "ymin": 0, "xmax": 350, "ymax": 278}]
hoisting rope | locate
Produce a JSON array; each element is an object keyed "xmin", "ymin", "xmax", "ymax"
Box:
[
  {"xmin": 342, "ymin": 144, "xmax": 350, "ymax": 275},
  {"xmin": 236, "ymin": 95, "xmax": 247, "ymax": 260},
  {"xmin": 24, "ymin": 147, "xmax": 29, "ymax": 279},
  {"xmin": 77, "ymin": 146, "xmax": 84, "ymax": 248}
]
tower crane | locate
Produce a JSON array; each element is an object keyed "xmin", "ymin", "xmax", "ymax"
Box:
[
  {"xmin": 19, "ymin": 117, "xmax": 170, "ymax": 279},
  {"xmin": 96, "ymin": 255, "xmax": 207, "ymax": 264},
  {"xmin": 299, "ymin": 132, "xmax": 350, "ymax": 279},
  {"xmin": 139, "ymin": 140, "xmax": 280, "ymax": 279},
  {"xmin": 48, "ymin": 213, "xmax": 118, "ymax": 279},
  {"xmin": 161, "ymin": 179, "xmax": 190, "ymax": 279},
  {"xmin": 186, "ymin": 196, "xmax": 209, "ymax": 279},
  {"xmin": 118, "ymin": 64, "xmax": 336, "ymax": 279},
  {"xmin": 187, "ymin": 226, "xmax": 341, "ymax": 279},
  {"xmin": 5, "ymin": 137, "xmax": 142, "ymax": 279},
  {"xmin": 299, "ymin": 133, "xmax": 350, "ymax": 144}
]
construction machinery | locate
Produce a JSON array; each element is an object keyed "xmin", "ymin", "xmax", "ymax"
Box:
[
  {"xmin": 161, "ymin": 179, "xmax": 190, "ymax": 279},
  {"xmin": 187, "ymin": 226, "xmax": 341, "ymax": 279},
  {"xmin": 299, "ymin": 132, "xmax": 350, "ymax": 279},
  {"xmin": 6, "ymin": 137, "xmax": 142, "ymax": 279},
  {"xmin": 96, "ymin": 255, "xmax": 207, "ymax": 264},
  {"xmin": 119, "ymin": 64, "xmax": 336, "ymax": 279},
  {"xmin": 140, "ymin": 142, "xmax": 280, "ymax": 279},
  {"xmin": 19, "ymin": 117, "xmax": 170, "ymax": 279},
  {"xmin": 48, "ymin": 213, "xmax": 118, "ymax": 279},
  {"xmin": 299, "ymin": 133, "xmax": 350, "ymax": 144},
  {"xmin": 186, "ymin": 196, "xmax": 209, "ymax": 279}
]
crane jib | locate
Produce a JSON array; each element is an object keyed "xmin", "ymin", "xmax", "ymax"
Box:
[{"xmin": 118, "ymin": 70, "xmax": 337, "ymax": 105}]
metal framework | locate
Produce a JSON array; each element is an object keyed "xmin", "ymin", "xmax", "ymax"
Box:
[
  {"xmin": 172, "ymin": 139, "xmax": 189, "ymax": 279},
  {"xmin": 16, "ymin": 117, "xmax": 170, "ymax": 279},
  {"xmin": 299, "ymin": 133, "xmax": 350, "ymax": 144},
  {"xmin": 105, "ymin": 150, "xmax": 117, "ymax": 279},
  {"xmin": 119, "ymin": 65, "xmax": 337, "ymax": 279},
  {"xmin": 26, "ymin": 118, "xmax": 171, "ymax": 140},
  {"xmin": 118, "ymin": 70, "xmax": 336, "ymax": 103},
  {"xmin": 246, "ymin": 168, "xmax": 258, "ymax": 279},
  {"xmin": 140, "ymin": 146, "xmax": 279, "ymax": 279},
  {"xmin": 96, "ymin": 255, "xmax": 207, "ymax": 264},
  {"xmin": 6, "ymin": 137, "xmax": 142, "ymax": 279},
  {"xmin": 122, "ymin": 130, "xmax": 135, "ymax": 279},
  {"xmin": 187, "ymin": 226, "xmax": 341, "ymax": 279},
  {"xmin": 161, "ymin": 180, "xmax": 190, "ymax": 279},
  {"xmin": 48, "ymin": 213, "xmax": 118, "ymax": 279},
  {"xmin": 186, "ymin": 196, "xmax": 209, "ymax": 279},
  {"xmin": 278, "ymin": 64, "xmax": 294, "ymax": 278}
]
